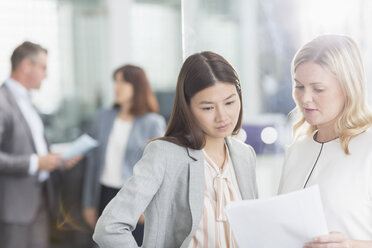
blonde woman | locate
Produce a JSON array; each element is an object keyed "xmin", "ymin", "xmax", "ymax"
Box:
[{"xmin": 279, "ymin": 35, "xmax": 372, "ymax": 247}]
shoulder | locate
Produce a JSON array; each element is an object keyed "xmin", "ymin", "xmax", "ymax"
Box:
[
  {"xmin": 145, "ymin": 139, "xmax": 187, "ymax": 155},
  {"xmin": 0, "ymin": 85, "xmax": 15, "ymax": 114},
  {"xmin": 135, "ymin": 113, "xmax": 166, "ymax": 133},
  {"xmin": 0, "ymin": 85, "xmax": 11, "ymax": 107},
  {"xmin": 227, "ymin": 137, "xmax": 256, "ymax": 165},
  {"xmin": 93, "ymin": 108, "xmax": 117, "ymax": 123},
  {"xmin": 286, "ymin": 134, "xmax": 314, "ymax": 153},
  {"xmin": 136, "ymin": 112, "xmax": 165, "ymax": 124},
  {"xmin": 228, "ymin": 136, "xmax": 255, "ymax": 154},
  {"xmin": 98, "ymin": 108, "xmax": 117, "ymax": 117},
  {"xmin": 349, "ymin": 128, "xmax": 372, "ymax": 150},
  {"xmin": 143, "ymin": 139, "xmax": 192, "ymax": 166}
]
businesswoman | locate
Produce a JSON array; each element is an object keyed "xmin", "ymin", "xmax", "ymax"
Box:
[
  {"xmin": 93, "ymin": 51, "xmax": 258, "ymax": 248},
  {"xmin": 279, "ymin": 35, "xmax": 372, "ymax": 247},
  {"xmin": 82, "ymin": 65, "xmax": 166, "ymax": 246}
]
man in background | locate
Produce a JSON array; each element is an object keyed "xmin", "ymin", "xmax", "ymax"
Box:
[{"xmin": 0, "ymin": 41, "xmax": 80, "ymax": 248}]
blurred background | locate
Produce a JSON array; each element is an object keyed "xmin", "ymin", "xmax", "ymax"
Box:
[{"xmin": 1, "ymin": 0, "xmax": 372, "ymax": 247}]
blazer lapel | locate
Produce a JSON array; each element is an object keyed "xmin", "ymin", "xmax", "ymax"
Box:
[
  {"xmin": 185, "ymin": 147, "xmax": 204, "ymax": 244},
  {"xmin": 226, "ymin": 137, "xmax": 257, "ymax": 199}
]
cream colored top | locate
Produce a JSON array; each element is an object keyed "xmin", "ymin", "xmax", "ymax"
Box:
[{"xmin": 189, "ymin": 146, "xmax": 242, "ymax": 248}]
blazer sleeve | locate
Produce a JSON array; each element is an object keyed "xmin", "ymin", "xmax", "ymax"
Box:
[
  {"xmin": 0, "ymin": 107, "xmax": 30, "ymax": 175},
  {"xmin": 93, "ymin": 140, "xmax": 167, "ymax": 248}
]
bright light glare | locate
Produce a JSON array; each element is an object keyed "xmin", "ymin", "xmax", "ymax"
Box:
[
  {"xmin": 299, "ymin": 0, "xmax": 360, "ymax": 42},
  {"xmin": 261, "ymin": 127, "xmax": 278, "ymax": 145}
]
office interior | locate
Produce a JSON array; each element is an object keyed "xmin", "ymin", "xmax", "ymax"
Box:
[{"xmin": 1, "ymin": 0, "xmax": 372, "ymax": 247}]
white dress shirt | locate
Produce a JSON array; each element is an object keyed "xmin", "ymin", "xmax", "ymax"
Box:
[{"xmin": 5, "ymin": 78, "xmax": 49, "ymax": 181}]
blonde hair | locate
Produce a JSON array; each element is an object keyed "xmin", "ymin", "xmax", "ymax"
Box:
[{"xmin": 290, "ymin": 34, "xmax": 372, "ymax": 154}]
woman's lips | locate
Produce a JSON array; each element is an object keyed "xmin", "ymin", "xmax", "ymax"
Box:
[
  {"xmin": 304, "ymin": 108, "xmax": 318, "ymax": 114},
  {"xmin": 217, "ymin": 124, "xmax": 229, "ymax": 131}
]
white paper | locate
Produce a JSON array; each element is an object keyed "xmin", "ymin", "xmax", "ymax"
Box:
[
  {"xmin": 61, "ymin": 134, "xmax": 98, "ymax": 160},
  {"xmin": 225, "ymin": 185, "xmax": 328, "ymax": 248}
]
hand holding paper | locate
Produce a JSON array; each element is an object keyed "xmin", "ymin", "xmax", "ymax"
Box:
[
  {"xmin": 62, "ymin": 134, "xmax": 99, "ymax": 161},
  {"xmin": 225, "ymin": 185, "xmax": 328, "ymax": 248}
]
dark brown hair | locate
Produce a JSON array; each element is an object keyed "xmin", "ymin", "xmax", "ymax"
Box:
[
  {"xmin": 160, "ymin": 51, "xmax": 242, "ymax": 149},
  {"xmin": 11, "ymin": 41, "xmax": 47, "ymax": 72},
  {"xmin": 113, "ymin": 65, "xmax": 159, "ymax": 116}
]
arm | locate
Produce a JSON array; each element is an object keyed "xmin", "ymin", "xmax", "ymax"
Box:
[
  {"xmin": 82, "ymin": 148, "xmax": 99, "ymax": 229},
  {"xmin": 93, "ymin": 140, "xmax": 167, "ymax": 248},
  {"xmin": 304, "ymin": 232, "xmax": 372, "ymax": 248},
  {"xmin": 0, "ymin": 104, "xmax": 67, "ymax": 174},
  {"xmin": 0, "ymin": 109, "xmax": 32, "ymax": 175},
  {"xmin": 82, "ymin": 112, "xmax": 103, "ymax": 227}
]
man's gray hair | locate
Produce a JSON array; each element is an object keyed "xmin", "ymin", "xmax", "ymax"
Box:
[{"xmin": 10, "ymin": 41, "xmax": 47, "ymax": 72}]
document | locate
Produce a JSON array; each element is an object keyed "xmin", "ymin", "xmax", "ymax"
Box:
[
  {"xmin": 225, "ymin": 185, "xmax": 328, "ymax": 248},
  {"xmin": 61, "ymin": 134, "xmax": 99, "ymax": 160}
]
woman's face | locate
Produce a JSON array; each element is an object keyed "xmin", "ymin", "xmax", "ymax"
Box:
[
  {"xmin": 293, "ymin": 62, "xmax": 345, "ymax": 132},
  {"xmin": 190, "ymin": 82, "xmax": 241, "ymax": 142},
  {"xmin": 114, "ymin": 72, "xmax": 134, "ymax": 106}
]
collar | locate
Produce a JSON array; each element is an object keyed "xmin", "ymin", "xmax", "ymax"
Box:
[
  {"xmin": 5, "ymin": 78, "xmax": 31, "ymax": 101},
  {"xmin": 186, "ymin": 137, "xmax": 233, "ymax": 161}
]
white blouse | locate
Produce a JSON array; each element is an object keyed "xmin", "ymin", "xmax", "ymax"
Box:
[
  {"xmin": 100, "ymin": 118, "xmax": 133, "ymax": 188},
  {"xmin": 279, "ymin": 129, "xmax": 372, "ymax": 240}
]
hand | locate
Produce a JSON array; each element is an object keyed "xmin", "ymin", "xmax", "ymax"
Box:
[
  {"xmin": 62, "ymin": 154, "xmax": 83, "ymax": 170},
  {"xmin": 38, "ymin": 153, "xmax": 62, "ymax": 172},
  {"xmin": 83, "ymin": 207, "xmax": 98, "ymax": 230},
  {"xmin": 304, "ymin": 232, "xmax": 353, "ymax": 248}
]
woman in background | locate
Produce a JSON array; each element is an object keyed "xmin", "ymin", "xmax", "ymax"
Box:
[
  {"xmin": 82, "ymin": 65, "xmax": 166, "ymax": 246},
  {"xmin": 279, "ymin": 35, "xmax": 372, "ymax": 247},
  {"xmin": 92, "ymin": 51, "xmax": 258, "ymax": 248}
]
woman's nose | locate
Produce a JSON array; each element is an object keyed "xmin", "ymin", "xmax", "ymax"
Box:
[
  {"xmin": 301, "ymin": 89, "xmax": 313, "ymax": 104},
  {"xmin": 215, "ymin": 106, "xmax": 228, "ymax": 122}
]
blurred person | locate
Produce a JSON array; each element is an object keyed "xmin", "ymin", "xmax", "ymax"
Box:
[
  {"xmin": 279, "ymin": 35, "xmax": 372, "ymax": 247},
  {"xmin": 0, "ymin": 41, "xmax": 81, "ymax": 248},
  {"xmin": 82, "ymin": 65, "xmax": 166, "ymax": 246},
  {"xmin": 92, "ymin": 51, "xmax": 258, "ymax": 248}
]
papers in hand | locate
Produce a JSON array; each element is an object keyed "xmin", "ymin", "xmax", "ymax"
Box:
[
  {"xmin": 225, "ymin": 185, "xmax": 328, "ymax": 248},
  {"xmin": 62, "ymin": 134, "xmax": 98, "ymax": 160}
]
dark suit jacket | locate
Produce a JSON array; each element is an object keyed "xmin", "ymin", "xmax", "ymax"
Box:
[{"xmin": 0, "ymin": 84, "xmax": 57, "ymax": 224}]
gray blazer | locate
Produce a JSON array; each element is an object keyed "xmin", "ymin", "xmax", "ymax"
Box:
[
  {"xmin": 82, "ymin": 108, "xmax": 166, "ymax": 209},
  {"xmin": 93, "ymin": 137, "xmax": 258, "ymax": 248},
  {"xmin": 0, "ymin": 84, "xmax": 56, "ymax": 224}
]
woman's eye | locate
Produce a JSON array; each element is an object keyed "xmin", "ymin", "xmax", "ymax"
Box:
[
  {"xmin": 202, "ymin": 107, "xmax": 213, "ymax": 111},
  {"xmin": 314, "ymin": 88, "xmax": 324, "ymax": 93},
  {"xmin": 294, "ymin": 85, "xmax": 304, "ymax": 89},
  {"xmin": 226, "ymin": 101, "xmax": 235, "ymax": 105}
]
